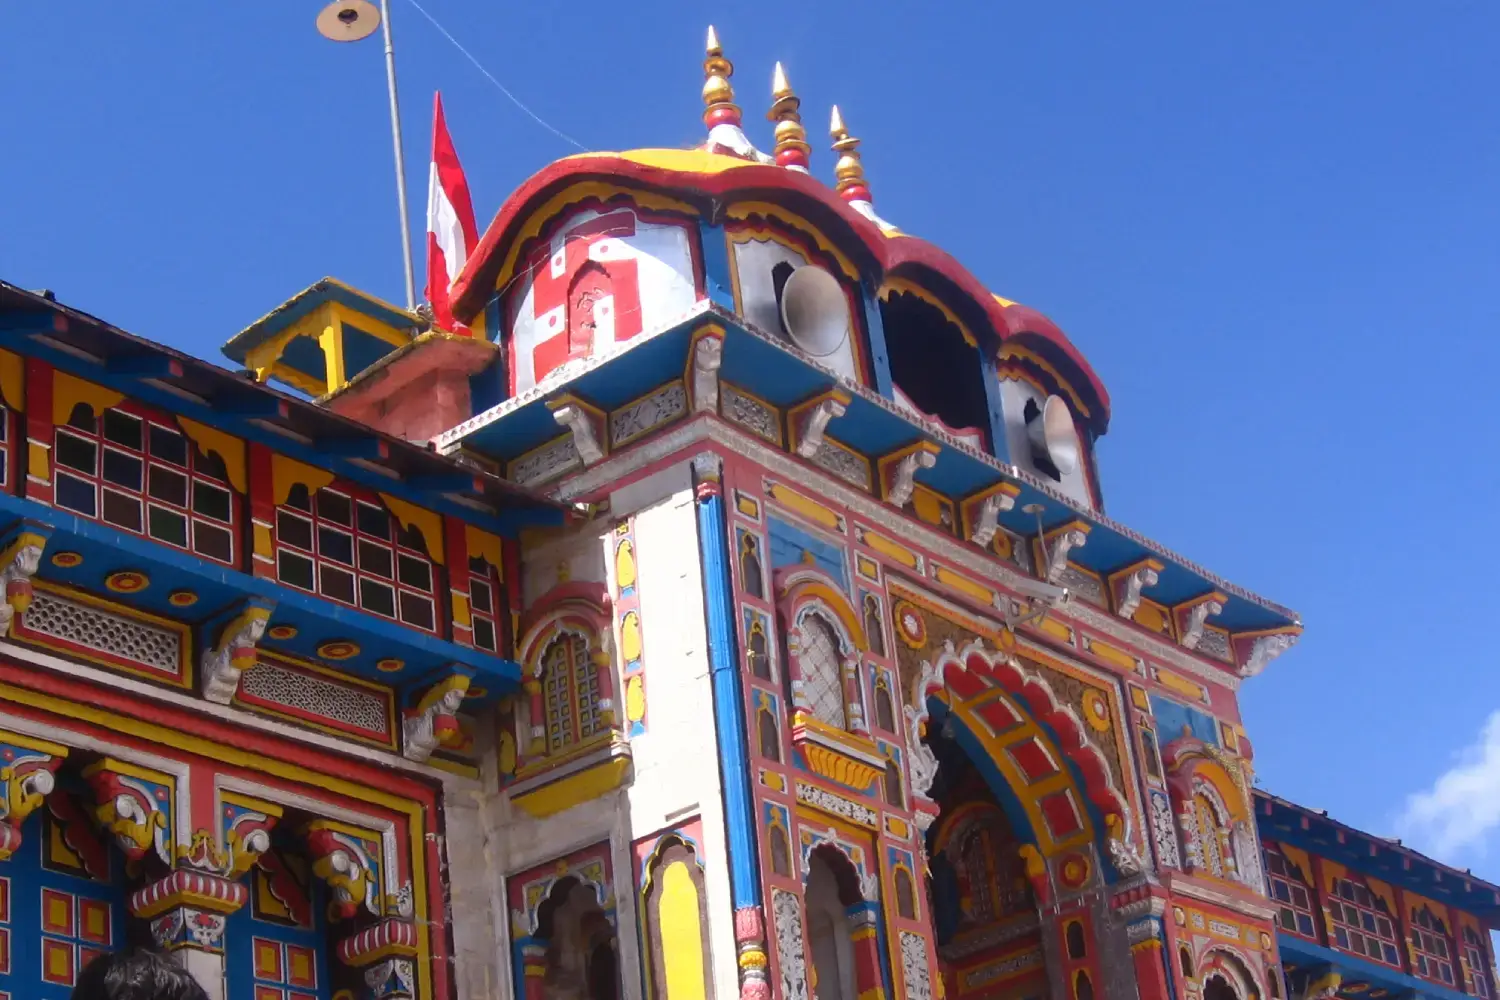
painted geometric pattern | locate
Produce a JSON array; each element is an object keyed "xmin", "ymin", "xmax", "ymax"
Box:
[
  {"xmin": 19, "ymin": 590, "xmax": 183, "ymax": 681},
  {"xmin": 225, "ymin": 863, "xmax": 330, "ymax": 1000},
  {"xmin": 237, "ymin": 658, "xmax": 391, "ymax": 744},
  {"xmin": 0, "ymin": 809, "xmax": 125, "ymax": 1000},
  {"xmin": 798, "ymin": 615, "xmax": 845, "ymax": 727}
]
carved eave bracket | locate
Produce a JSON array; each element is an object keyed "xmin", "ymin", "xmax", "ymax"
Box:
[
  {"xmin": 83, "ymin": 757, "xmax": 177, "ymax": 869},
  {"xmin": 961, "ymin": 482, "xmax": 1020, "ymax": 549},
  {"xmin": 878, "ymin": 441, "xmax": 939, "ymax": 508},
  {"xmin": 1174, "ymin": 591, "xmax": 1227, "ymax": 650},
  {"xmin": 1108, "ymin": 558, "xmax": 1164, "ymax": 621},
  {"xmin": 0, "ymin": 522, "xmax": 50, "ymax": 633},
  {"xmin": 1232, "ymin": 626, "xmax": 1302, "ymax": 678},
  {"xmin": 338, "ymin": 917, "xmax": 420, "ymax": 973},
  {"xmin": 790, "ymin": 388, "xmax": 852, "ymax": 459},
  {"xmin": 402, "ymin": 671, "xmax": 473, "ymax": 763},
  {"xmin": 201, "ymin": 599, "xmax": 275, "ymax": 705},
  {"xmin": 306, "ymin": 819, "xmax": 386, "ymax": 922},
  {"xmin": 1036, "ymin": 520, "xmax": 1090, "ymax": 585},
  {"xmin": 547, "ymin": 393, "xmax": 607, "ymax": 466},
  {"xmin": 0, "ymin": 730, "xmax": 68, "ymax": 860},
  {"xmin": 686, "ymin": 325, "xmax": 725, "ymax": 414},
  {"xmin": 211, "ymin": 792, "xmax": 284, "ymax": 880}
]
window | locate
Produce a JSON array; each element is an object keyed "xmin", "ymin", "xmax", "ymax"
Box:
[
  {"xmin": 1194, "ymin": 796, "xmax": 1226, "ymax": 877},
  {"xmin": 54, "ymin": 405, "xmax": 237, "ymax": 564},
  {"xmin": 1264, "ymin": 847, "xmax": 1318, "ymax": 939},
  {"xmin": 769, "ymin": 824, "xmax": 792, "ymax": 878},
  {"xmin": 276, "ymin": 485, "xmax": 436, "ymax": 631},
  {"xmin": 468, "ymin": 557, "xmax": 502, "ymax": 652},
  {"xmin": 1180, "ymin": 947, "xmax": 1195, "ymax": 979},
  {"xmin": 883, "ymin": 760, "xmax": 903, "ymax": 808},
  {"xmin": 798, "ymin": 612, "xmax": 846, "ymax": 728},
  {"xmin": 540, "ymin": 633, "xmax": 603, "ymax": 753},
  {"xmin": 1074, "ymin": 971, "xmax": 1094, "ymax": 1000},
  {"xmin": 739, "ymin": 533, "xmax": 765, "ymax": 599},
  {"xmin": 1464, "ymin": 927, "xmax": 1491, "ymax": 998},
  {"xmin": 1140, "ymin": 728, "xmax": 1162, "ymax": 782},
  {"xmin": 747, "ymin": 618, "xmax": 772, "ymax": 681},
  {"xmin": 873, "ymin": 678, "xmax": 896, "ymax": 733},
  {"xmin": 862, "ymin": 594, "xmax": 885, "ymax": 657},
  {"xmin": 1411, "ymin": 908, "xmax": 1454, "ymax": 986},
  {"xmin": 1066, "ymin": 921, "xmax": 1087, "ymax": 960},
  {"xmin": 1328, "ymin": 878, "xmax": 1399, "ymax": 967},
  {"xmin": 895, "ymin": 868, "xmax": 916, "ymax": 920},
  {"xmin": 758, "ymin": 710, "xmax": 781, "ymax": 762}
]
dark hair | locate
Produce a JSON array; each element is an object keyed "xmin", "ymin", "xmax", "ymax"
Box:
[{"xmin": 72, "ymin": 948, "xmax": 210, "ymax": 1000}]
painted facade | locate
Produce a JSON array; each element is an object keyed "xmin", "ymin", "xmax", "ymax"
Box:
[{"xmin": 0, "ymin": 25, "xmax": 1494, "ymax": 1000}]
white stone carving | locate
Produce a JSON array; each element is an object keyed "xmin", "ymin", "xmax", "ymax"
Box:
[
  {"xmin": 721, "ymin": 384, "xmax": 780, "ymax": 443},
  {"xmin": 772, "ymin": 888, "xmax": 809, "ymax": 1000},
  {"xmin": 796, "ymin": 397, "xmax": 847, "ymax": 459},
  {"xmin": 859, "ymin": 870, "xmax": 880, "ymax": 903},
  {"xmin": 1232, "ymin": 820, "xmax": 1264, "ymax": 893},
  {"xmin": 1181, "ymin": 599, "xmax": 1224, "ymax": 650},
  {"xmin": 402, "ymin": 676, "xmax": 469, "ymax": 763},
  {"xmin": 611, "ymin": 382, "xmax": 686, "ymax": 448},
  {"xmin": 900, "ymin": 931, "xmax": 933, "ymax": 1000},
  {"xmin": 201, "ymin": 605, "xmax": 271, "ymax": 705},
  {"xmin": 1240, "ymin": 632, "xmax": 1298, "ymax": 678},
  {"xmin": 0, "ymin": 538, "xmax": 43, "ymax": 633},
  {"xmin": 1045, "ymin": 528, "xmax": 1087, "ymax": 584},
  {"xmin": 510, "ymin": 434, "xmax": 580, "ymax": 487},
  {"xmin": 22, "ymin": 591, "xmax": 181, "ymax": 675},
  {"xmin": 887, "ymin": 449, "xmax": 936, "ymax": 507},
  {"xmin": 1109, "ymin": 834, "xmax": 1147, "ymax": 877},
  {"xmin": 809, "ymin": 441, "xmax": 870, "ymax": 490},
  {"xmin": 1149, "ymin": 791, "xmax": 1181, "ymax": 870},
  {"xmin": 795, "ymin": 781, "xmax": 878, "ymax": 829},
  {"xmin": 690, "ymin": 335, "xmax": 723, "ymax": 414},
  {"xmin": 552, "ymin": 403, "xmax": 604, "ymax": 465},
  {"xmin": 970, "ymin": 492, "xmax": 1015, "ymax": 548},
  {"xmin": 1117, "ymin": 564, "xmax": 1159, "ymax": 620}
]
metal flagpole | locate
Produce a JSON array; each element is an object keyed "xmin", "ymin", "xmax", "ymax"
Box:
[
  {"xmin": 317, "ymin": 1, "xmax": 417, "ymax": 311},
  {"xmin": 378, "ymin": 0, "xmax": 417, "ymax": 310}
]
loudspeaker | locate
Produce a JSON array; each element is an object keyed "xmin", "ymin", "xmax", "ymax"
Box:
[
  {"xmin": 1027, "ymin": 395, "xmax": 1080, "ymax": 476},
  {"xmin": 317, "ymin": 0, "xmax": 381, "ymax": 42},
  {"xmin": 778, "ymin": 266, "xmax": 849, "ymax": 358}
]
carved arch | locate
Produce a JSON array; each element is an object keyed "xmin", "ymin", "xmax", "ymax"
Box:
[
  {"xmin": 775, "ymin": 566, "xmax": 866, "ymax": 732},
  {"xmin": 774, "ymin": 566, "xmax": 867, "ymax": 653},
  {"xmin": 1161, "ymin": 736, "xmax": 1251, "ymax": 825},
  {"xmin": 1199, "ymin": 947, "xmax": 1263, "ymax": 1000},
  {"xmin": 515, "ymin": 583, "xmax": 613, "ymax": 669}
]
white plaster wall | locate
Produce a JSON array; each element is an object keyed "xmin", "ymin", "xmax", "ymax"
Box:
[
  {"xmin": 732, "ymin": 238, "xmax": 861, "ymax": 383},
  {"xmin": 442, "ymin": 778, "xmax": 508, "ymax": 1000},
  {"xmin": 507, "ymin": 208, "xmax": 698, "ymax": 393}
]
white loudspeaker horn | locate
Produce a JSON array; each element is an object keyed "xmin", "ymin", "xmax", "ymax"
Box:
[
  {"xmin": 1028, "ymin": 395, "xmax": 1081, "ymax": 475},
  {"xmin": 317, "ymin": 0, "xmax": 381, "ymax": 42},
  {"xmin": 779, "ymin": 266, "xmax": 849, "ymax": 358}
]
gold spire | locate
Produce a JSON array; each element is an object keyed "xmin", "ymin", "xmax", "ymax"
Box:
[
  {"xmin": 702, "ymin": 26, "xmax": 742, "ymax": 129},
  {"xmin": 768, "ymin": 62, "xmax": 810, "ymax": 169},
  {"xmin": 829, "ymin": 105, "xmax": 871, "ymax": 202}
]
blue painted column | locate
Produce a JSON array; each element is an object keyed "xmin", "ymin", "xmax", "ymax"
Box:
[
  {"xmin": 691, "ymin": 452, "xmax": 772, "ymax": 1000},
  {"xmin": 979, "ymin": 353, "xmax": 1012, "ymax": 463},
  {"xmin": 698, "ymin": 223, "xmax": 737, "ymax": 310},
  {"xmin": 861, "ymin": 284, "xmax": 894, "ymax": 400}
]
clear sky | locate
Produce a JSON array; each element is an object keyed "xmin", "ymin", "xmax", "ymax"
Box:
[{"xmin": 4, "ymin": 4, "xmax": 1499, "ymax": 874}]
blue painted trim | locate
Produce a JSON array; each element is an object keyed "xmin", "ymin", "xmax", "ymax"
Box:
[
  {"xmin": 695, "ymin": 484, "xmax": 762, "ymax": 909},
  {"xmin": 106, "ymin": 355, "xmax": 179, "ymax": 378},
  {"xmin": 0, "ymin": 312, "xmax": 58, "ymax": 335},
  {"xmin": 861, "ymin": 284, "xmax": 894, "ymax": 401},
  {"xmin": 0, "ymin": 492, "xmax": 522, "ymax": 686},
  {"xmin": 511, "ymin": 936, "xmax": 536, "ymax": 1000},
  {"xmin": 698, "ymin": 223, "xmax": 737, "ymax": 310},
  {"xmin": 1277, "ymin": 934, "xmax": 1472, "ymax": 1000},
  {"xmin": 978, "ymin": 353, "xmax": 1010, "ymax": 463}
]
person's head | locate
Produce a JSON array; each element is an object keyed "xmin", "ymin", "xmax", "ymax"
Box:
[{"xmin": 72, "ymin": 948, "xmax": 209, "ymax": 1000}]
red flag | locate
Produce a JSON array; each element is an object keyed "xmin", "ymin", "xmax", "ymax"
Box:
[{"xmin": 425, "ymin": 93, "xmax": 479, "ymax": 333}]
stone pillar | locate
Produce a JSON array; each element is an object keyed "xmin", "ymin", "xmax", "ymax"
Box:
[
  {"xmin": 847, "ymin": 903, "xmax": 889, "ymax": 1000},
  {"xmin": 338, "ymin": 919, "xmax": 420, "ymax": 1000},
  {"xmin": 1126, "ymin": 915, "xmax": 1172, "ymax": 1000},
  {"xmin": 735, "ymin": 906, "xmax": 772, "ymax": 1000},
  {"xmin": 842, "ymin": 655, "xmax": 868, "ymax": 735},
  {"xmin": 132, "ymin": 870, "xmax": 249, "ymax": 1000},
  {"xmin": 525, "ymin": 677, "xmax": 546, "ymax": 758}
]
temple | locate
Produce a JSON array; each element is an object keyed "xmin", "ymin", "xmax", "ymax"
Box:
[{"xmin": 0, "ymin": 26, "xmax": 1491, "ymax": 1000}]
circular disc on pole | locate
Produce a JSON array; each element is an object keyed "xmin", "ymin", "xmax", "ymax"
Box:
[{"xmin": 317, "ymin": 0, "xmax": 381, "ymax": 42}]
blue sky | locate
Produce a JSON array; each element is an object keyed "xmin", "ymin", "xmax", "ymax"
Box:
[{"xmin": 4, "ymin": 5, "xmax": 1500, "ymax": 873}]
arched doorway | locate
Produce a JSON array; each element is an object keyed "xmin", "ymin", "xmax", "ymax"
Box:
[
  {"xmin": 806, "ymin": 849, "xmax": 858, "ymax": 1000},
  {"xmin": 534, "ymin": 876, "xmax": 620, "ymax": 1000}
]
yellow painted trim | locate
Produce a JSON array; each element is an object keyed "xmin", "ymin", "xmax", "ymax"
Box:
[
  {"xmin": 766, "ymin": 481, "xmax": 844, "ymax": 533},
  {"xmin": 997, "ymin": 344, "xmax": 1093, "ymax": 420},
  {"xmin": 0, "ymin": 349, "xmax": 23, "ymax": 413},
  {"xmin": 451, "ymin": 592, "xmax": 472, "ymax": 628},
  {"xmin": 783, "ymin": 579, "xmax": 868, "ymax": 652},
  {"xmin": 725, "ymin": 213, "xmax": 859, "ymax": 281},
  {"xmin": 1154, "ymin": 669, "xmax": 1206, "ymax": 704},
  {"xmin": 931, "ymin": 565, "xmax": 995, "ymax": 606},
  {"xmin": 879, "ymin": 278, "xmax": 978, "ymax": 348},
  {"xmin": 271, "ymin": 453, "xmax": 336, "ymax": 507},
  {"xmin": 464, "ymin": 525, "xmax": 504, "ymax": 576},
  {"xmin": 253, "ymin": 522, "xmax": 274, "ymax": 562},
  {"xmin": 1084, "ymin": 637, "xmax": 1139, "ymax": 674},
  {"xmin": 27, "ymin": 441, "xmax": 49, "ymax": 484},
  {"xmin": 177, "ymin": 417, "xmax": 248, "ymax": 495},
  {"xmin": 52, "ymin": 371, "xmax": 124, "ymax": 427},
  {"xmin": 490, "ymin": 182, "xmax": 699, "ymax": 297},
  {"xmin": 511, "ymin": 755, "xmax": 632, "ymax": 818},
  {"xmin": 909, "ymin": 485, "xmax": 951, "ymax": 530},
  {"xmin": 858, "ymin": 528, "xmax": 920, "ymax": 570},
  {"xmin": 318, "ymin": 316, "xmax": 346, "ymax": 392},
  {"xmin": 379, "ymin": 495, "xmax": 445, "ymax": 565}
]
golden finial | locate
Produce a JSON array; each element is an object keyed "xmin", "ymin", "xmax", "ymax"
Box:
[
  {"xmin": 768, "ymin": 62, "xmax": 810, "ymax": 170},
  {"xmin": 702, "ymin": 26, "xmax": 742, "ymax": 129},
  {"xmin": 829, "ymin": 105, "xmax": 871, "ymax": 203}
]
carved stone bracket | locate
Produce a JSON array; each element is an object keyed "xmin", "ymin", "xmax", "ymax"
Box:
[
  {"xmin": 0, "ymin": 730, "xmax": 68, "ymax": 860},
  {"xmin": 0, "ymin": 523, "xmax": 49, "ymax": 633},
  {"xmin": 964, "ymin": 484, "xmax": 1019, "ymax": 549},
  {"xmin": 1175, "ymin": 592, "xmax": 1227, "ymax": 650},
  {"xmin": 364, "ymin": 957, "xmax": 417, "ymax": 1000},
  {"xmin": 548, "ymin": 395, "xmax": 606, "ymax": 466},
  {"xmin": 201, "ymin": 599, "xmax": 275, "ymax": 705},
  {"xmin": 305, "ymin": 819, "xmax": 384, "ymax": 921},
  {"xmin": 1109, "ymin": 558, "xmax": 1163, "ymax": 621},
  {"xmin": 879, "ymin": 442, "xmax": 939, "ymax": 507},
  {"xmin": 83, "ymin": 757, "xmax": 176, "ymax": 868},
  {"xmin": 1233, "ymin": 627, "xmax": 1302, "ymax": 678},
  {"xmin": 687, "ymin": 326, "xmax": 725, "ymax": 414},
  {"xmin": 212, "ymin": 792, "xmax": 283, "ymax": 880},
  {"xmin": 792, "ymin": 389, "xmax": 851, "ymax": 459},
  {"xmin": 1038, "ymin": 521, "xmax": 1090, "ymax": 584},
  {"xmin": 402, "ymin": 672, "xmax": 472, "ymax": 763},
  {"xmin": 337, "ymin": 917, "xmax": 420, "ymax": 967}
]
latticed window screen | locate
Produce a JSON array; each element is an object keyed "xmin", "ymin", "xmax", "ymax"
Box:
[
  {"xmin": 1411, "ymin": 908, "xmax": 1455, "ymax": 985},
  {"xmin": 798, "ymin": 613, "xmax": 846, "ymax": 728},
  {"xmin": 542, "ymin": 633, "xmax": 603, "ymax": 752},
  {"xmin": 1328, "ymin": 878, "xmax": 1400, "ymax": 967},
  {"xmin": 1194, "ymin": 798, "xmax": 1225, "ymax": 877}
]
